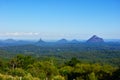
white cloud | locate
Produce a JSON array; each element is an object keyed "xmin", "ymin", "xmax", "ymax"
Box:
[{"xmin": 0, "ymin": 32, "xmax": 40, "ymax": 36}]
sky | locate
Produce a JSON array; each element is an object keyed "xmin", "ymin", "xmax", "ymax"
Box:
[{"xmin": 0, "ymin": 0, "xmax": 120, "ymax": 40}]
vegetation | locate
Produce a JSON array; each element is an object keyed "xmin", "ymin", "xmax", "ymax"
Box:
[
  {"xmin": 1, "ymin": 42, "xmax": 120, "ymax": 66},
  {"xmin": 0, "ymin": 42, "xmax": 120, "ymax": 79},
  {"xmin": 0, "ymin": 54, "xmax": 120, "ymax": 80}
]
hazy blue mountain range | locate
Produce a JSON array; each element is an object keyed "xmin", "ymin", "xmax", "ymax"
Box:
[{"xmin": 0, "ymin": 35, "xmax": 120, "ymax": 47}]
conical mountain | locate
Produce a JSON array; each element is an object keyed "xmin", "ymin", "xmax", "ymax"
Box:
[
  {"xmin": 71, "ymin": 39, "xmax": 79, "ymax": 43},
  {"xmin": 57, "ymin": 39, "xmax": 68, "ymax": 43},
  {"xmin": 87, "ymin": 35, "xmax": 104, "ymax": 43},
  {"xmin": 38, "ymin": 38, "xmax": 45, "ymax": 43}
]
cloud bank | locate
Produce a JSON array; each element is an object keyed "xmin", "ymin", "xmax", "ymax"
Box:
[{"xmin": 0, "ymin": 32, "xmax": 40, "ymax": 36}]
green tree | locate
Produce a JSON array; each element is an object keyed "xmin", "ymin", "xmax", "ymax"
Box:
[
  {"xmin": 65, "ymin": 57, "xmax": 80, "ymax": 67},
  {"xmin": 9, "ymin": 68, "xmax": 26, "ymax": 77},
  {"xmin": 88, "ymin": 72, "xmax": 97, "ymax": 80},
  {"xmin": 9, "ymin": 54, "xmax": 35, "ymax": 69},
  {"xmin": 27, "ymin": 61, "xmax": 58, "ymax": 80},
  {"xmin": 111, "ymin": 67, "xmax": 120, "ymax": 80},
  {"xmin": 59, "ymin": 66, "xmax": 73, "ymax": 80}
]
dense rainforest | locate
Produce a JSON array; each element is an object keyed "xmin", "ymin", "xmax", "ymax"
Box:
[
  {"xmin": 0, "ymin": 54, "xmax": 120, "ymax": 80},
  {"xmin": 0, "ymin": 42, "xmax": 120, "ymax": 80}
]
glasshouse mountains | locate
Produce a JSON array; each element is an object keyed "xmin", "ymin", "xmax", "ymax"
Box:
[{"xmin": 0, "ymin": 35, "xmax": 120, "ymax": 80}]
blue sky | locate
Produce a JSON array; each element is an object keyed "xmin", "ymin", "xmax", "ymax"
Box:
[{"xmin": 0, "ymin": 0, "xmax": 120, "ymax": 40}]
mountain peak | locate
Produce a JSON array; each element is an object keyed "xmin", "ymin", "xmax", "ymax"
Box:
[
  {"xmin": 38, "ymin": 38, "xmax": 45, "ymax": 43},
  {"xmin": 71, "ymin": 39, "xmax": 79, "ymax": 43},
  {"xmin": 87, "ymin": 35, "xmax": 104, "ymax": 43},
  {"xmin": 92, "ymin": 35, "xmax": 98, "ymax": 38},
  {"xmin": 57, "ymin": 39, "xmax": 68, "ymax": 43}
]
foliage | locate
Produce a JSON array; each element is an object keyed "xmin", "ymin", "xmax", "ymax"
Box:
[
  {"xmin": 88, "ymin": 72, "xmax": 97, "ymax": 80},
  {"xmin": 53, "ymin": 75, "xmax": 65, "ymax": 80},
  {"xmin": 1, "ymin": 42, "xmax": 120, "ymax": 66},
  {"xmin": 9, "ymin": 68, "xmax": 26, "ymax": 77},
  {"xmin": 0, "ymin": 54, "xmax": 119, "ymax": 80}
]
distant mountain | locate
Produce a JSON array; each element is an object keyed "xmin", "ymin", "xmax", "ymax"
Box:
[
  {"xmin": 0, "ymin": 39, "xmax": 34, "ymax": 47},
  {"xmin": 87, "ymin": 35, "xmax": 104, "ymax": 43},
  {"xmin": 4, "ymin": 39, "xmax": 16, "ymax": 43},
  {"xmin": 71, "ymin": 39, "xmax": 79, "ymax": 43},
  {"xmin": 36, "ymin": 38, "xmax": 46, "ymax": 46},
  {"xmin": 37, "ymin": 38, "xmax": 45, "ymax": 43},
  {"xmin": 57, "ymin": 39, "xmax": 68, "ymax": 43}
]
